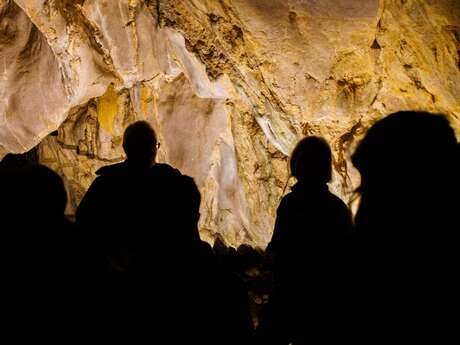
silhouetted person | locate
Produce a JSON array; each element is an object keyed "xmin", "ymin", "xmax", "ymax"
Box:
[
  {"xmin": 76, "ymin": 122, "xmax": 253, "ymax": 343},
  {"xmin": 76, "ymin": 120, "xmax": 182, "ymax": 272},
  {"xmin": 258, "ymin": 136, "xmax": 353, "ymax": 344},
  {"xmin": 0, "ymin": 151, "xmax": 39, "ymax": 240},
  {"xmin": 74, "ymin": 121, "xmax": 186, "ymax": 342},
  {"xmin": 1, "ymin": 164, "xmax": 90, "ymax": 344},
  {"xmin": 146, "ymin": 176, "xmax": 253, "ymax": 345},
  {"xmin": 351, "ymin": 111, "xmax": 460, "ymax": 342},
  {"xmin": 268, "ymin": 136, "xmax": 353, "ymax": 254},
  {"xmin": 1, "ymin": 155, "xmax": 30, "ymax": 344}
]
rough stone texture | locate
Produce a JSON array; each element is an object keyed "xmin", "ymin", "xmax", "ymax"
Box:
[{"xmin": 1, "ymin": 0, "xmax": 460, "ymax": 247}]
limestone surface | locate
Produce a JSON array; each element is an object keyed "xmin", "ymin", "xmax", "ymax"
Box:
[{"xmin": 1, "ymin": 0, "xmax": 460, "ymax": 247}]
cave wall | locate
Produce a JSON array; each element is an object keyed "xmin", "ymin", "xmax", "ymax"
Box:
[{"xmin": 1, "ymin": 0, "xmax": 460, "ymax": 247}]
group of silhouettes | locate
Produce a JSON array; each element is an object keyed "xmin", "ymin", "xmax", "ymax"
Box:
[{"xmin": 1, "ymin": 111, "xmax": 459, "ymax": 344}]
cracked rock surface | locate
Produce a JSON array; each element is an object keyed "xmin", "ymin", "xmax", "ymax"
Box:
[{"xmin": 1, "ymin": 0, "xmax": 459, "ymax": 247}]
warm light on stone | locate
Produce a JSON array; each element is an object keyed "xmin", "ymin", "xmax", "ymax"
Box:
[{"xmin": 1, "ymin": 0, "xmax": 459, "ymax": 247}]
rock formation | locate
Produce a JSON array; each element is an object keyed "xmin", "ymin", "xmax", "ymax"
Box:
[{"xmin": 1, "ymin": 0, "xmax": 459, "ymax": 247}]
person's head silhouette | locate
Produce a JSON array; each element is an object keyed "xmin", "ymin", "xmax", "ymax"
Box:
[
  {"xmin": 123, "ymin": 121, "xmax": 158, "ymax": 168},
  {"xmin": 24, "ymin": 164, "xmax": 67, "ymax": 220},
  {"xmin": 352, "ymin": 111, "xmax": 459, "ymax": 233},
  {"xmin": 290, "ymin": 136, "xmax": 332, "ymax": 185},
  {"xmin": 352, "ymin": 111, "xmax": 458, "ymax": 193}
]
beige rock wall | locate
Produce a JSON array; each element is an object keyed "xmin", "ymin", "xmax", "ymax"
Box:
[{"xmin": 1, "ymin": 0, "xmax": 460, "ymax": 247}]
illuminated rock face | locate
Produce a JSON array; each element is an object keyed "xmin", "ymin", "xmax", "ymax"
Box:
[{"xmin": 1, "ymin": 0, "xmax": 460, "ymax": 247}]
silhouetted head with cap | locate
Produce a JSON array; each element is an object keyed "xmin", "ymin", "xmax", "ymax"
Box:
[
  {"xmin": 123, "ymin": 121, "xmax": 158, "ymax": 168},
  {"xmin": 290, "ymin": 136, "xmax": 332, "ymax": 185}
]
